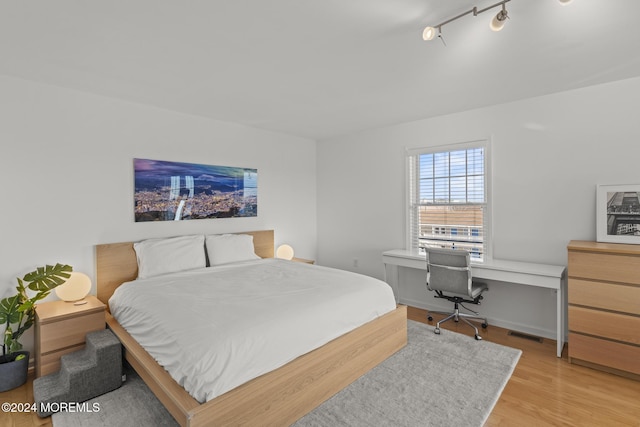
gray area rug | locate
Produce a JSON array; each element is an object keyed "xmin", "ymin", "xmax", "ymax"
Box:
[{"xmin": 53, "ymin": 320, "xmax": 521, "ymax": 427}]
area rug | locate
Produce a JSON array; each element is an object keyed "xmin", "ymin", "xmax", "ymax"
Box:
[{"xmin": 52, "ymin": 320, "xmax": 521, "ymax": 427}]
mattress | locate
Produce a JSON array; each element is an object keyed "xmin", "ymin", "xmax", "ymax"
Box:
[{"xmin": 109, "ymin": 258, "xmax": 396, "ymax": 402}]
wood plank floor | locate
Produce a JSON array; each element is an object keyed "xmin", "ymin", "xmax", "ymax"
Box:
[
  {"xmin": 0, "ymin": 369, "xmax": 50, "ymax": 427},
  {"xmin": 2, "ymin": 306, "xmax": 640, "ymax": 426}
]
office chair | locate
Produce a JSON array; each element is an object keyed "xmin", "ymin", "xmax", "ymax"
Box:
[{"xmin": 425, "ymin": 247, "xmax": 488, "ymax": 340}]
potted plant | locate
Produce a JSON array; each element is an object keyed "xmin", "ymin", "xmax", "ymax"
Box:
[{"xmin": 0, "ymin": 263, "xmax": 72, "ymax": 392}]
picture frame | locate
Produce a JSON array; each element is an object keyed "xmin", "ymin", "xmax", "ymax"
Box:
[
  {"xmin": 596, "ymin": 184, "xmax": 640, "ymax": 244},
  {"xmin": 134, "ymin": 158, "xmax": 257, "ymax": 222}
]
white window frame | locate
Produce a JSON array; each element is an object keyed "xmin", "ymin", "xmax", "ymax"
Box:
[{"xmin": 406, "ymin": 139, "xmax": 492, "ymax": 262}]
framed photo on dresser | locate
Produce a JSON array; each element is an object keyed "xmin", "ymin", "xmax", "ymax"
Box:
[{"xmin": 596, "ymin": 184, "xmax": 640, "ymax": 244}]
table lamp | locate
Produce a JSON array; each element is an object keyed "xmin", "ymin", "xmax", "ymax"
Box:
[
  {"xmin": 276, "ymin": 244, "xmax": 294, "ymax": 260},
  {"xmin": 55, "ymin": 271, "xmax": 92, "ymax": 304}
]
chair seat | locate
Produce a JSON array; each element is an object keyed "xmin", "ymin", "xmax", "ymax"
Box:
[
  {"xmin": 470, "ymin": 281, "xmax": 488, "ymax": 299},
  {"xmin": 441, "ymin": 282, "xmax": 486, "ymax": 301}
]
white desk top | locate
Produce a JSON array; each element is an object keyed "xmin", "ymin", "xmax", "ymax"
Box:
[{"xmin": 383, "ymin": 249, "xmax": 566, "ymax": 289}]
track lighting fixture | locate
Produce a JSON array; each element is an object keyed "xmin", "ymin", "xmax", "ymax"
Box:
[
  {"xmin": 422, "ymin": 0, "xmax": 573, "ymax": 43},
  {"xmin": 422, "ymin": 0, "xmax": 511, "ymax": 42}
]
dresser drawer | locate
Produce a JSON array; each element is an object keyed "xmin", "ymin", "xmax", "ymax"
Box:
[
  {"xmin": 568, "ymin": 306, "xmax": 640, "ymax": 345},
  {"xmin": 38, "ymin": 311, "xmax": 105, "ymax": 353},
  {"xmin": 569, "ymin": 333, "xmax": 640, "ymax": 376},
  {"xmin": 568, "ymin": 279, "xmax": 640, "ymax": 315},
  {"xmin": 39, "ymin": 343, "xmax": 85, "ymax": 376},
  {"xmin": 568, "ymin": 251, "xmax": 640, "ymax": 285}
]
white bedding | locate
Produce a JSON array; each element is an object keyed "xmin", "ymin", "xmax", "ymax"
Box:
[{"xmin": 109, "ymin": 258, "xmax": 396, "ymax": 402}]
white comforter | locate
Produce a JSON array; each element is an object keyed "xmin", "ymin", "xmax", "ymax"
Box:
[{"xmin": 109, "ymin": 258, "xmax": 396, "ymax": 402}]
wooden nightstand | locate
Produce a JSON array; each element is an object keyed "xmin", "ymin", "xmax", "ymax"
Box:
[
  {"xmin": 34, "ymin": 295, "xmax": 106, "ymax": 377},
  {"xmin": 292, "ymin": 257, "xmax": 315, "ymax": 264}
]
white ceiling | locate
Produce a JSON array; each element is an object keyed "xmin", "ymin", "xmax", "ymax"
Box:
[{"xmin": 2, "ymin": 0, "xmax": 640, "ymax": 141}]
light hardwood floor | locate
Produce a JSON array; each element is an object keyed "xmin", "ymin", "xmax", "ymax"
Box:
[{"xmin": 2, "ymin": 306, "xmax": 640, "ymax": 426}]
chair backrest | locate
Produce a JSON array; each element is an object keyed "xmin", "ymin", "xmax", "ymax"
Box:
[{"xmin": 426, "ymin": 247, "xmax": 472, "ymax": 297}]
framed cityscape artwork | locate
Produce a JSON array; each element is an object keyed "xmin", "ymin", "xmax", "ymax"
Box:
[
  {"xmin": 134, "ymin": 158, "xmax": 257, "ymax": 222},
  {"xmin": 596, "ymin": 184, "xmax": 640, "ymax": 244}
]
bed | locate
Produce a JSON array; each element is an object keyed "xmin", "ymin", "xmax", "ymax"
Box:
[{"xmin": 96, "ymin": 230, "xmax": 407, "ymax": 427}]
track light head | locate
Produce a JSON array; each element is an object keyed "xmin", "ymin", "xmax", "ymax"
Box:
[
  {"xmin": 422, "ymin": 26, "xmax": 437, "ymax": 41},
  {"xmin": 490, "ymin": 6, "xmax": 509, "ymax": 32}
]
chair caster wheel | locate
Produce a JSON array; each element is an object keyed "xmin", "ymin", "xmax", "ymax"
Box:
[
  {"xmin": 481, "ymin": 323, "xmax": 488, "ymax": 329},
  {"xmin": 434, "ymin": 328, "xmax": 441, "ymax": 335},
  {"xmin": 427, "ymin": 315, "xmax": 433, "ymax": 321},
  {"xmin": 475, "ymin": 335, "xmax": 482, "ymax": 341}
]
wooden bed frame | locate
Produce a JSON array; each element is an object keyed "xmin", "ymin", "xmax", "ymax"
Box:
[{"xmin": 95, "ymin": 230, "xmax": 407, "ymax": 427}]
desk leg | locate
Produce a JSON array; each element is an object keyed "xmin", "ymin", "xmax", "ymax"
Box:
[
  {"xmin": 556, "ymin": 287, "xmax": 564, "ymax": 358},
  {"xmin": 383, "ymin": 263, "xmax": 400, "ymax": 304}
]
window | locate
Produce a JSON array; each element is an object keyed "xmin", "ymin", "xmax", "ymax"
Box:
[{"xmin": 407, "ymin": 140, "xmax": 490, "ymax": 262}]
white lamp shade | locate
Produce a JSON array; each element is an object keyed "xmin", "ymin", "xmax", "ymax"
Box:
[
  {"xmin": 558, "ymin": 0, "xmax": 573, "ymax": 4},
  {"xmin": 276, "ymin": 244, "xmax": 295, "ymax": 260},
  {"xmin": 490, "ymin": 13, "xmax": 506, "ymax": 32},
  {"xmin": 55, "ymin": 272, "xmax": 91, "ymax": 302},
  {"xmin": 422, "ymin": 26, "xmax": 436, "ymax": 41}
]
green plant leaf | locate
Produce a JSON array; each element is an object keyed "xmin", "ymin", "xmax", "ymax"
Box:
[
  {"xmin": 21, "ymin": 318, "xmax": 33, "ymax": 332},
  {"xmin": 18, "ymin": 299, "xmax": 34, "ymax": 312},
  {"xmin": 4, "ymin": 327, "xmax": 13, "ymax": 348},
  {"xmin": 2, "ymin": 263, "xmax": 73, "ymax": 356},
  {"xmin": 24, "ymin": 263, "xmax": 72, "ymax": 292},
  {"xmin": 7, "ymin": 339, "xmax": 22, "ymax": 354},
  {"xmin": 0, "ymin": 295, "xmax": 21, "ymax": 324}
]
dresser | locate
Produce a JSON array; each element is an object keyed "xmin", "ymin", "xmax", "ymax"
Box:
[
  {"xmin": 34, "ymin": 295, "xmax": 106, "ymax": 377},
  {"xmin": 567, "ymin": 240, "xmax": 640, "ymax": 379}
]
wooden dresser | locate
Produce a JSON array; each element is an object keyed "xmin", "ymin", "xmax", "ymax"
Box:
[
  {"xmin": 35, "ymin": 295, "xmax": 106, "ymax": 377},
  {"xmin": 567, "ymin": 240, "xmax": 640, "ymax": 379}
]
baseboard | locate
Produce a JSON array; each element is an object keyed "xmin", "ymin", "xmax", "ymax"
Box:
[{"xmin": 402, "ymin": 297, "xmax": 557, "ymax": 341}]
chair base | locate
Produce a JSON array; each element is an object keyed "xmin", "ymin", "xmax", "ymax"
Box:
[{"xmin": 427, "ymin": 303, "xmax": 488, "ymax": 340}]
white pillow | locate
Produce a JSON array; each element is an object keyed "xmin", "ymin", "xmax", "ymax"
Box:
[
  {"xmin": 134, "ymin": 235, "xmax": 206, "ymax": 279},
  {"xmin": 206, "ymin": 234, "xmax": 261, "ymax": 266}
]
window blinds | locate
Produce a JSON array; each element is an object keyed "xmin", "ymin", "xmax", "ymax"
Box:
[{"xmin": 407, "ymin": 141, "xmax": 488, "ymax": 262}]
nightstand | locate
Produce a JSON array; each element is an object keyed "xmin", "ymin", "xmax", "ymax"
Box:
[
  {"xmin": 34, "ymin": 295, "xmax": 106, "ymax": 377},
  {"xmin": 292, "ymin": 257, "xmax": 315, "ymax": 264}
]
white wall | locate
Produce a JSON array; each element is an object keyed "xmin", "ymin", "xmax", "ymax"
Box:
[
  {"xmin": 0, "ymin": 75, "xmax": 317, "ymax": 353},
  {"xmin": 317, "ymin": 76, "xmax": 640, "ymax": 339}
]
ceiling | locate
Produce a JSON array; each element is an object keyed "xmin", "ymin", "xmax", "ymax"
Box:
[{"xmin": 2, "ymin": 0, "xmax": 640, "ymax": 141}]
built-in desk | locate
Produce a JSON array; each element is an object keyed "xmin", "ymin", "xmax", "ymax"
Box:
[{"xmin": 382, "ymin": 249, "xmax": 567, "ymax": 357}]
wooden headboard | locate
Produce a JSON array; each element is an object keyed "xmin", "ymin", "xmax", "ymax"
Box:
[{"xmin": 95, "ymin": 230, "xmax": 274, "ymax": 306}]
